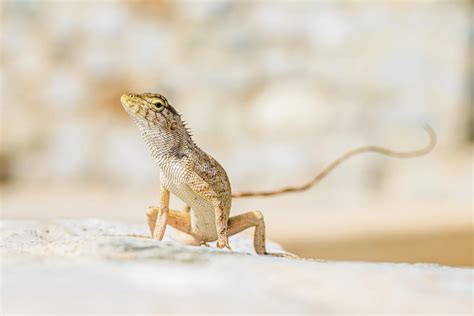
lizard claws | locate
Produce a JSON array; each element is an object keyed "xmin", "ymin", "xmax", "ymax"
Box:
[{"xmin": 216, "ymin": 240, "xmax": 232, "ymax": 250}]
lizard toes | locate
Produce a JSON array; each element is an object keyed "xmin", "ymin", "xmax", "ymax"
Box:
[{"xmin": 216, "ymin": 241, "xmax": 232, "ymax": 250}]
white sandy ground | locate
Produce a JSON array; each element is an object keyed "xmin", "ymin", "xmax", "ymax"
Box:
[
  {"xmin": 3, "ymin": 184, "xmax": 472, "ymax": 266},
  {"xmin": 1, "ymin": 219, "xmax": 472, "ymax": 314}
]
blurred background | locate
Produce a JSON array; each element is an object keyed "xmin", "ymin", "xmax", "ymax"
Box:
[{"xmin": 1, "ymin": 0, "xmax": 472, "ymax": 266}]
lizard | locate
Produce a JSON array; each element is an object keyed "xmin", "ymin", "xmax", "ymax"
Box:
[{"xmin": 120, "ymin": 92, "xmax": 436, "ymax": 258}]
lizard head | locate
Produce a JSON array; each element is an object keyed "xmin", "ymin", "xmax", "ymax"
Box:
[{"xmin": 120, "ymin": 93, "xmax": 182, "ymax": 131}]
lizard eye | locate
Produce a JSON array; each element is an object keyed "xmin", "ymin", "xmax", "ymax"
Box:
[{"xmin": 150, "ymin": 100, "xmax": 165, "ymax": 112}]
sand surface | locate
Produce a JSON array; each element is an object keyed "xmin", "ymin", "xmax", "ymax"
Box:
[{"xmin": 1, "ymin": 219, "xmax": 472, "ymax": 314}]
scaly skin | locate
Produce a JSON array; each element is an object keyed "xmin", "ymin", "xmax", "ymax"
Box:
[
  {"xmin": 121, "ymin": 92, "xmax": 435, "ymax": 257},
  {"xmin": 121, "ymin": 93, "xmax": 233, "ymax": 249}
]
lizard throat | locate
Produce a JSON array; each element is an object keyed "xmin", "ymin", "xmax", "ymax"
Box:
[{"xmin": 135, "ymin": 117, "xmax": 193, "ymax": 164}]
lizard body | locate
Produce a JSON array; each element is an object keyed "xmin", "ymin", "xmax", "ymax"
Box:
[
  {"xmin": 122, "ymin": 93, "xmax": 231, "ymax": 246},
  {"xmin": 121, "ymin": 92, "xmax": 436, "ymax": 257}
]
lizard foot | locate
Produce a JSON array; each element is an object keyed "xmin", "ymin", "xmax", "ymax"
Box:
[{"xmin": 216, "ymin": 240, "xmax": 232, "ymax": 250}]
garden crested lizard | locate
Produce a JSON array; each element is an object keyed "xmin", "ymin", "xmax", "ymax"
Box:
[{"xmin": 121, "ymin": 92, "xmax": 436, "ymax": 257}]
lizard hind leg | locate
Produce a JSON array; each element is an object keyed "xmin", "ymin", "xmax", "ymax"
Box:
[
  {"xmin": 146, "ymin": 206, "xmax": 212, "ymax": 247},
  {"xmin": 228, "ymin": 211, "xmax": 266, "ymax": 254},
  {"xmin": 228, "ymin": 211, "xmax": 298, "ymax": 258},
  {"xmin": 146, "ymin": 206, "xmax": 192, "ymax": 240}
]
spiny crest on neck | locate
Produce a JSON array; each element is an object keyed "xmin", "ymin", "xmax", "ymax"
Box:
[{"xmin": 121, "ymin": 92, "xmax": 202, "ymax": 156}]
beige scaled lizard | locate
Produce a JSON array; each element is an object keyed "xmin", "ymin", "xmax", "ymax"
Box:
[{"xmin": 120, "ymin": 92, "xmax": 436, "ymax": 258}]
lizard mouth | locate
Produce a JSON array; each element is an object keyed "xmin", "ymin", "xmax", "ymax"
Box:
[
  {"xmin": 121, "ymin": 94, "xmax": 143, "ymax": 117},
  {"xmin": 121, "ymin": 94, "xmax": 160, "ymax": 127},
  {"xmin": 121, "ymin": 94, "xmax": 136, "ymax": 110}
]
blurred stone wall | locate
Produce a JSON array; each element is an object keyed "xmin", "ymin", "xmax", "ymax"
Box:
[{"xmin": 1, "ymin": 1, "xmax": 471, "ymax": 205}]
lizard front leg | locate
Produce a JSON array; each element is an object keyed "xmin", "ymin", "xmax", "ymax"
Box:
[
  {"xmin": 146, "ymin": 186, "xmax": 170, "ymax": 240},
  {"xmin": 214, "ymin": 202, "xmax": 231, "ymax": 250}
]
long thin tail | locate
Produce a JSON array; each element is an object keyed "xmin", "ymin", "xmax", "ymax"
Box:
[{"xmin": 232, "ymin": 125, "xmax": 436, "ymax": 198}]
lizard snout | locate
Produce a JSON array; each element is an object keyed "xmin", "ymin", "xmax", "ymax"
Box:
[{"xmin": 121, "ymin": 94, "xmax": 132, "ymax": 102}]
